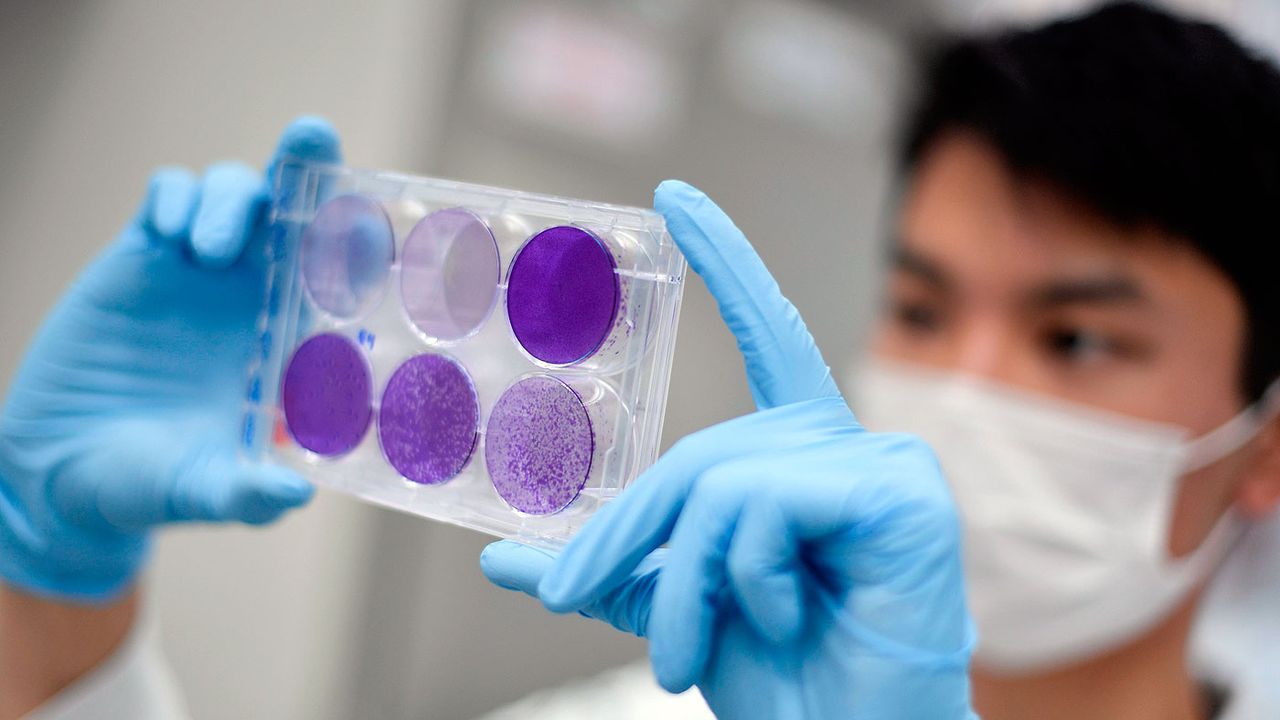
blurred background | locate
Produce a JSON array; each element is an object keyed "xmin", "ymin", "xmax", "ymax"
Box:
[{"xmin": 2, "ymin": 1, "xmax": 1277, "ymax": 718}]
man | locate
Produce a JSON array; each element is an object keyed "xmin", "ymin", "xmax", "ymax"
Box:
[
  {"xmin": 3, "ymin": 3, "xmax": 1279, "ymax": 719},
  {"xmin": 855, "ymin": 4, "xmax": 1280, "ymax": 716},
  {"xmin": 480, "ymin": 4, "xmax": 1280, "ymax": 718}
]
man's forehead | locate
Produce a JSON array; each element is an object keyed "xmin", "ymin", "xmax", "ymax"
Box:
[
  {"xmin": 891, "ymin": 242, "xmax": 1151, "ymax": 309},
  {"xmin": 896, "ymin": 135, "xmax": 1193, "ymax": 303}
]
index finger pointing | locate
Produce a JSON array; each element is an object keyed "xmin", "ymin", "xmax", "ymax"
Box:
[{"xmin": 655, "ymin": 180, "xmax": 840, "ymax": 409}]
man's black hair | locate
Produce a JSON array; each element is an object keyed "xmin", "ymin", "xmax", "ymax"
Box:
[{"xmin": 903, "ymin": 1, "xmax": 1280, "ymax": 401}]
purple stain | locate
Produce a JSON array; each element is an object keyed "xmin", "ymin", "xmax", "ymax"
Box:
[
  {"xmin": 300, "ymin": 194, "xmax": 394, "ymax": 319},
  {"xmin": 379, "ymin": 354, "xmax": 480, "ymax": 485},
  {"xmin": 506, "ymin": 226, "xmax": 619, "ymax": 365},
  {"xmin": 485, "ymin": 375, "xmax": 593, "ymax": 515},
  {"xmin": 401, "ymin": 208, "xmax": 500, "ymax": 342},
  {"xmin": 281, "ymin": 333, "xmax": 373, "ymax": 456}
]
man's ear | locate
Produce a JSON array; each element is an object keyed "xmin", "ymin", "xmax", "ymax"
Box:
[{"xmin": 1236, "ymin": 417, "xmax": 1280, "ymax": 518}]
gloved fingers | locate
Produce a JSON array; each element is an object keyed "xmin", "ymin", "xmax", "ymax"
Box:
[
  {"xmin": 535, "ymin": 449, "xmax": 688, "ymax": 612},
  {"xmin": 647, "ymin": 465, "xmax": 745, "ymax": 693},
  {"xmin": 267, "ymin": 115, "xmax": 342, "ymax": 169},
  {"xmin": 726, "ymin": 492, "xmax": 805, "ymax": 646},
  {"xmin": 189, "ymin": 161, "xmax": 266, "ymax": 269},
  {"xmin": 266, "ymin": 115, "xmax": 342, "ymax": 196},
  {"xmin": 585, "ymin": 549, "xmax": 664, "ymax": 637},
  {"xmin": 482, "ymin": 540, "xmax": 665, "ymax": 638},
  {"xmin": 480, "ymin": 539, "xmax": 555, "ymax": 594},
  {"xmin": 537, "ymin": 416, "xmax": 754, "ymax": 612},
  {"xmin": 538, "ymin": 399, "xmax": 853, "ymax": 612},
  {"xmin": 653, "ymin": 180, "xmax": 841, "ymax": 410},
  {"xmin": 140, "ymin": 166, "xmax": 199, "ymax": 245}
]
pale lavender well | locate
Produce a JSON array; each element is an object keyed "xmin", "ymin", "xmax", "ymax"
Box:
[
  {"xmin": 281, "ymin": 333, "xmax": 373, "ymax": 456},
  {"xmin": 400, "ymin": 207, "xmax": 500, "ymax": 342},
  {"xmin": 485, "ymin": 375, "xmax": 593, "ymax": 515},
  {"xmin": 378, "ymin": 353, "xmax": 480, "ymax": 485},
  {"xmin": 300, "ymin": 194, "xmax": 394, "ymax": 319}
]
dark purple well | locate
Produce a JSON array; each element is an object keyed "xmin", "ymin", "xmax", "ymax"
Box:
[
  {"xmin": 281, "ymin": 333, "xmax": 373, "ymax": 456},
  {"xmin": 378, "ymin": 354, "xmax": 480, "ymax": 485},
  {"xmin": 485, "ymin": 376, "xmax": 593, "ymax": 515},
  {"xmin": 506, "ymin": 226, "xmax": 619, "ymax": 365}
]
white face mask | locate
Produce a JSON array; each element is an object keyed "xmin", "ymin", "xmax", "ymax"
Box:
[{"xmin": 848, "ymin": 359, "xmax": 1275, "ymax": 673}]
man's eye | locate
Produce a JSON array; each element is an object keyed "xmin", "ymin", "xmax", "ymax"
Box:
[
  {"xmin": 893, "ymin": 301, "xmax": 942, "ymax": 332},
  {"xmin": 1043, "ymin": 327, "xmax": 1116, "ymax": 362}
]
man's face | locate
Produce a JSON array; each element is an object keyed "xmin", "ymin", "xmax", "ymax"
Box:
[{"xmin": 870, "ymin": 131, "xmax": 1268, "ymax": 556}]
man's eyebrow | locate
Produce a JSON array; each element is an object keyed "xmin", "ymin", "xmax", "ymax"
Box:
[
  {"xmin": 1029, "ymin": 274, "xmax": 1147, "ymax": 307},
  {"xmin": 890, "ymin": 245, "xmax": 949, "ymax": 289}
]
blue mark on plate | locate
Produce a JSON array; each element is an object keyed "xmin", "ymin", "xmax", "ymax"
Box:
[
  {"xmin": 270, "ymin": 231, "xmax": 287, "ymax": 261},
  {"xmin": 268, "ymin": 282, "xmax": 282, "ymax": 315}
]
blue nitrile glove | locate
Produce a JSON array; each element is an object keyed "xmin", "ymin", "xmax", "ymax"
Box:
[
  {"xmin": 0, "ymin": 117, "xmax": 341, "ymax": 603},
  {"xmin": 481, "ymin": 181, "xmax": 977, "ymax": 719}
]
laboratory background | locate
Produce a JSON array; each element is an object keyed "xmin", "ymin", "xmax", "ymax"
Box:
[{"xmin": 2, "ymin": 1, "xmax": 1278, "ymax": 718}]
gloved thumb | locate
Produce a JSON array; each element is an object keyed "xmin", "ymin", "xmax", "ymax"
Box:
[
  {"xmin": 175, "ymin": 462, "xmax": 314, "ymax": 525},
  {"xmin": 54, "ymin": 419, "xmax": 313, "ymax": 532}
]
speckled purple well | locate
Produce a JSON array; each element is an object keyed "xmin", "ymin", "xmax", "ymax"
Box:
[
  {"xmin": 401, "ymin": 208, "xmax": 500, "ymax": 342},
  {"xmin": 281, "ymin": 333, "xmax": 372, "ymax": 456},
  {"xmin": 506, "ymin": 226, "xmax": 619, "ymax": 365},
  {"xmin": 485, "ymin": 376, "xmax": 593, "ymax": 515},
  {"xmin": 300, "ymin": 194, "xmax": 394, "ymax": 319},
  {"xmin": 378, "ymin": 354, "xmax": 480, "ymax": 485}
]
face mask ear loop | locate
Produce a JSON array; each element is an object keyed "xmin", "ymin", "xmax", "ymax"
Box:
[{"xmin": 1185, "ymin": 376, "xmax": 1280, "ymax": 473}]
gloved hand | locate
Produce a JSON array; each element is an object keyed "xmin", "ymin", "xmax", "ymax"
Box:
[
  {"xmin": 481, "ymin": 181, "xmax": 977, "ymax": 719},
  {"xmin": 0, "ymin": 117, "xmax": 341, "ymax": 604}
]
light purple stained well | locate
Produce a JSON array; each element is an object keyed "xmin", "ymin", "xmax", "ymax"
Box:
[
  {"xmin": 506, "ymin": 226, "xmax": 619, "ymax": 365},
  {"xmin": 378, "ymin": 354, "xmax": 480, "ymax": 485},
  {"xmin": 281, "ymin": 333, "xmax": 373, "ymax": 456},
  {"xmin": 485, "ymin": 375, "xmax": 593, "ymax": 515},
  {"xmin": 300, "ymin": 194, "xmax": 394, "ymax": 319},
  {"xmin": 401, "ymin": 208, "xmax": 500, "ymax": 342}
]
